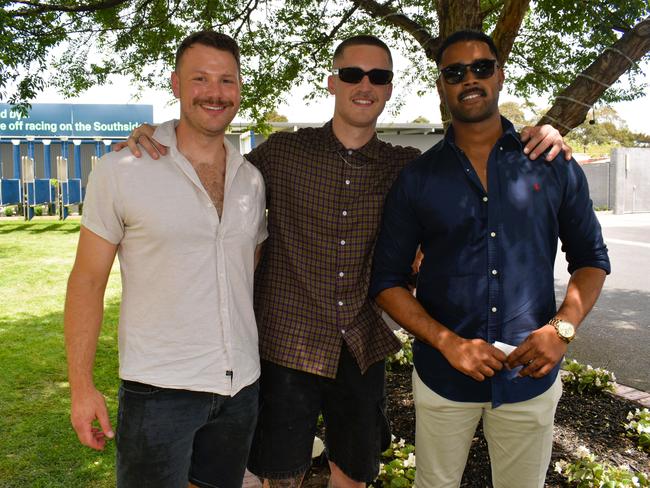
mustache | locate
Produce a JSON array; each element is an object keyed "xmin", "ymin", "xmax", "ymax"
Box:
[
  {"xmin": 458, "ymin": 88, "xmax": 486, "ymax": 101},
  {"xmin": 351, "ymin": 91, "xmax": 378, "ymax": 101},
  {"xmin": 193, "ymin": 98, "xmax": 234, "ymax": 107}
]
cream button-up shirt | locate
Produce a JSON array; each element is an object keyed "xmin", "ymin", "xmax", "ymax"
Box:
[{"xmin": 81, "ymin": 120, "xmax": 268, "ymax": 395}]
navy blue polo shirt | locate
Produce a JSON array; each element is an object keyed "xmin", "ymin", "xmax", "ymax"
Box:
[{"xmin": 369, "ymin": 117, "xmax": 610, "ymax": 407}]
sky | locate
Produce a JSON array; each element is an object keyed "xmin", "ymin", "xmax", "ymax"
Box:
[{"xmin": 32, "ymin": 56, "xmax": 649, "ymax": 134}]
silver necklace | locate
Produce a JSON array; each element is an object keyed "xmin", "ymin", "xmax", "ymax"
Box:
[{"xmin": 336, "ymin": 150, "xmax": 369, "ymax": 169}]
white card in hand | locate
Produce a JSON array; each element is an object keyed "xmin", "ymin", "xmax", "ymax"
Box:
[{"xmin": 493, "ymin": 341, "xmax": 517, "ymax": 355}]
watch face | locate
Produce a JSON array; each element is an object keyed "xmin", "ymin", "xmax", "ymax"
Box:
[{"xmin": 558, "ymin": 322, "xmax": 575, "ymax": 338}]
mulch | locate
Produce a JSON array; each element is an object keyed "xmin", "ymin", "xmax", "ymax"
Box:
[{"xmin": 303, "ymin": 366, "xmax": 650, "ymax": 487}]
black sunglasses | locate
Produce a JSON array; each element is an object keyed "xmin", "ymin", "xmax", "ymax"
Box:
[
  {"xmin": 332, "ymin": 67, "xmax": 393, "ymax": 85},
  {"xmin": 440, "ymin": 59, "xmax": 498, "ymax": 85}
]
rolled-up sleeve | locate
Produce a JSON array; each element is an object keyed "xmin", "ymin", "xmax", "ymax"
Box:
[
  {"xmin": 558, "ymin": 159, "xmax": 611, "ymax": 275},
  {"xmin": 369, "ymin": 168, "xmax": 423, "ymax": 298}
]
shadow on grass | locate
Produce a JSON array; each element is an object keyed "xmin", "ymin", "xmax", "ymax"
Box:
[
  {"xmin": 0, "ymin": 222, "xmax": 80, "ymax": 234},
  {"xmin": 0, "ymin": 299, "xmax": 120, "ymax": 488}
]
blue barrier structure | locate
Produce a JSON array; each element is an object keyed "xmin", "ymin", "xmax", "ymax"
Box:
[{"xmin": 1, "ymin": 178, "xmax": 21, "ymax": 206}]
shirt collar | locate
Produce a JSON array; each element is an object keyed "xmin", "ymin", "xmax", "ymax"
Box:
[
  {"xmin": 154, "ymin": 119, "xmax": 245, "ymax": 173},
  {"xmin": 444, "ymin": 116, "xmax": 523, "ymax": 152},
  {"xmin": 322, "ymin": 119, "xmax": 384, "ymax": 160}
]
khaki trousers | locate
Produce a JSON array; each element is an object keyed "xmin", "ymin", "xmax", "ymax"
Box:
[{"xmin": 412, "ymin": 369, "xmax": 562, "ymax": 488}]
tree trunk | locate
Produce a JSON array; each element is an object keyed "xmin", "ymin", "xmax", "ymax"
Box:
[
  {"xmin": 435, "ymin": 0, "xmax": 483, "ymax": 126},
  {"xmin": 538, "ymin": 17, "xmax": 650, "ymax": 134}
]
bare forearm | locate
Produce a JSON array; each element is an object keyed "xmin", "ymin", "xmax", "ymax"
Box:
[
  {"xmin": 64, "ymin": 272, "xmax": 107, "ymax": 394},
  {"xmin": 376, "ymin": 287, "xmax": 455, "ymax": 351},
  {"xmin": 376, "ymin": 287, "xmax": 507, "ymax": 381},
  {"xmin": 556, "ymin": 267, "xmax": 607, "ymax": 328}
]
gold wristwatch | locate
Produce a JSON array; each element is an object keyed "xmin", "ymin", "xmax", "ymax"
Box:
[{"xmin": 548, "ymin": 317, "xmax": 576, "ymax": 344}]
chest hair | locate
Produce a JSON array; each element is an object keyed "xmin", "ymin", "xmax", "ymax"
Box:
[{"xmin": 192, "ymin": 161, "xmax": 226, "ymax": 218}]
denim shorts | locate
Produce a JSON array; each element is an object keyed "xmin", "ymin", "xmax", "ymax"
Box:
[
  {"xmin": 116, "ymin": 379, "xmax": 258, "ymax": 488},
  {"xmin": 247, "ymin": 345, "xmax": 390, "ymax": 483}
]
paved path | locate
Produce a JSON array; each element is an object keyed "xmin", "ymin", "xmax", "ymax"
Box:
[{"xmin": 554, "ymin": 212, "xmax": 650, "ymax": 393}]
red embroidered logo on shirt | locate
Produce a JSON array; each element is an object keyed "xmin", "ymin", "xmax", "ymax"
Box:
[{"xmin": 533, "ymin": 183, "xmax": 541, "ymax": 191}]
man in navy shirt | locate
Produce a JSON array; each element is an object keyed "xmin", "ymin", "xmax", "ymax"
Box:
[{"xmin": 370, "ymin": 30, "xmax": 610, "ymax": 488}]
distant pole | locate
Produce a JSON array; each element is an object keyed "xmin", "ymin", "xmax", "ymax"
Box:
[
  {"xmin": 73, "ymin": 140, "xmax": 82, "ymax": 179},
  {"xmin": 27, "ymin": 139, "xmax": 35, "ymax": 160},
  {"xmin": 42, "ymin": 140, "xmax": 52, "ymax": 179},
  {"xmin": 11, "ymin": 140, "xmax": 21, "ymax": 179}
]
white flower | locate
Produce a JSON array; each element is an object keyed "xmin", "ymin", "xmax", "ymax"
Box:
[
  {"xmin": 397, "ymin": 438, "xmax": 406, "ymax": 448},
  {"xmin": 632, "ymin": 476, "xmax": 640, "ymax": 487},
  {"xmin": 575, "ymin": 445, "xmax": 591, "ymax": 458},
  {"xmin": 554, "ymin": 461, "xmax": 565, "ymax": 474},
  {"xmin": 403, "ymin": 452, "xmax": 416, "ymax": 468}
]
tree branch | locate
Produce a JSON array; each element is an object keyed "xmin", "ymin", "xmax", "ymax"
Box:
[
  {"xmin": 352, "ymin": 0, "xmax": 440, "ymax": 60},
  {"xmin": 13, "ymin": 0, "xmax": 129, "ymax": 16},
  {"xmin": 539, "ymin": 16, "xmax": 650, "ymax": 134},
  {"xmin": 489, "ymin": 0, "xmax": 530, "ymax": 66}
]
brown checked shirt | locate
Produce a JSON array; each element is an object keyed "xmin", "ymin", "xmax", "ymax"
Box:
[{"xmin": 248, "ymin": 121, "xmax": 421, "ymax": 378}]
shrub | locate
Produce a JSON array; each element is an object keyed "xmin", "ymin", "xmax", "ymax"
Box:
[
  {"xmin": 562, "ymin": 358, "xmax": 616, "ymax": 394},
  {"xmin": 3, "ymin": 206, "xmax": 15, "ymax": 217},
  {"xmin": 33, "ymin": 206, "xmax": 43, "ymax": 216},
  {"xmin": 555, "ymin": 446, "xmax": 649, "ymax": 487},
  {"xmin": 386, "ymin": 329, "xmax": 414, "ymax": 371},
  {"xmin": 624, "ymin": 408, "xmax": 650, "ymax": 452}
]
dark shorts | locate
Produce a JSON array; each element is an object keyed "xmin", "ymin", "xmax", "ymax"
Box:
[
  {"xmin": 116, "ymin": 379, "xmax": 258, "ymax": 488},
  {"xmin": 247, "ymin": 345, "xmax": 390, "ymax": 483}
]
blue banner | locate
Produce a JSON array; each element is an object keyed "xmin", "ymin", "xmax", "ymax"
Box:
[{"xmin": 0, "ymin": 103, "xmax": 153, "ymax": 137}]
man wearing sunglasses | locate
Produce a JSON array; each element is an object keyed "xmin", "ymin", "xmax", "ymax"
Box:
[
  {"xmin": 371, "ymin": 30, "xmax": 610, "ymax": 487},
  {"xmin": 118, "ymin": 34, "xmax": 571, "ymax": 488}
]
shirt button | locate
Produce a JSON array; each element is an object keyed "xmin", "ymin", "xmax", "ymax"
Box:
[
  {"xmin": 345, "ymin": 179, "xmax": 351, "ymax": 185},
  {"xmin": 342, "ymin": 210, "xmax": 348, "ymax": 216},
  {"xmin": 490, "ymin": 231, "xmax": 496, "ymax": 237},
  {"xmin": 491, "ymin": 307, "xmax": 497, "ymax": 313},
  {"xmin": 341, "ymin": 329, "xmax": 346, "ymax": 334},
  {"xmin": 491, "ymin": 269, "xmax": 498, "ymax": 275},
  {"xmin": 499, "ymin": 146, "xmax": 503, "ymax": 151},
  {"xmin": 482, "ymin": 196, "xmax": 488, "ymax": 202},
  {"xmin": 340, "ymin": 240, "xmax": 346, "ymax": 245},
  {"xmin": 339, "ymin": 271, "xmax": 345, "ymax": 278},
  {"xmin": 338, "ymin": 301, "xmax": 344, "ymax": 306},
  {"xmin": 347, "ymin": 150, "xmax": 353, "ymax": 155}
]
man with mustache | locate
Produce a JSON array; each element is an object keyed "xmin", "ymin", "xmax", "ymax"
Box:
[
  {"xmin": 64, "ymin": 31, "xmax": 267, "ymax": 488},
  {"xmin": 370, "ymin": 30, "xmax": 610, "ymax": 487},
  {"xmin": 120, "ymin": 35, "xmax": 571, "ymax": 487}
]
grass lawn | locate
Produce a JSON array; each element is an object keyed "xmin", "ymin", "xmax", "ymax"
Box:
[{"xmin": 0, "ymin": 218, "xmax": 121, "ymax": 487}]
